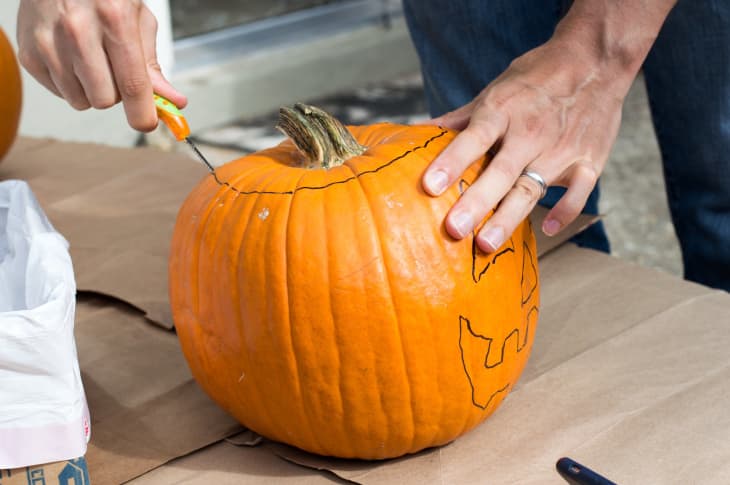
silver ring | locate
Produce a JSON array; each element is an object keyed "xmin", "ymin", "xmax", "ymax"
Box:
[{"xmin": 519, "ymin": 170, "xmax": 548, "ymax": 199}]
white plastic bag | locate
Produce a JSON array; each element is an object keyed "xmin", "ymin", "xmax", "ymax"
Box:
[{"xmin": 0, "ymin": 180, "xmax": 90, "ymax": 468}]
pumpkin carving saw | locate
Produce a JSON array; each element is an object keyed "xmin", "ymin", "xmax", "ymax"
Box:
[{"xmin": 169, "ymin": 104, "xmax": 540, "ymax": 459}]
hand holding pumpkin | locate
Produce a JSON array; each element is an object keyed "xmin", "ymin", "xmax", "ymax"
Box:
[
  {"xmin": 421, "ymin": 0, "xmax": 677, "ymax": 254},
  {"xmin": 16, "ymin": 0, "xmax": 186, "ymax": 131},
  {"xmin": 421, "ymin": 37, "xmax": 625, "ymax": 253}
]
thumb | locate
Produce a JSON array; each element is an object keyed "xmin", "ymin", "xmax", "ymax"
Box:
[
  {"xmin": 139, "ymin": 5, "xmax": 187, "ymax": 109},
  {"xmin": 148, "ymin": 66, "xmax": 187, "ymax": 109}
]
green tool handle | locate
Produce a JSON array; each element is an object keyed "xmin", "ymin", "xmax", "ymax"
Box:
[{"xmin": 154, "ymin": 94, "xmax": 190, "ymax": 141}]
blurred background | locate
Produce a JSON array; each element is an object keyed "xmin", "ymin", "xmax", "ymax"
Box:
[
  {"xmin": 1, "ymin": 0, "xmax": 413, "ymax": 146},
  {"xmin": 0, "ymin": 0, "xmax": 681, "ymax": 276},
  {"xmin": 171, "ymin": 0, "xmax": 343, "ymax": 38}
]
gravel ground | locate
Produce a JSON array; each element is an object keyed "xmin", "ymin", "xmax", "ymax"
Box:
[
  {"xmin": 601, "ymin": 76, "xmax": 683, "ymax": 276},
  {"xmin": 184, "ymin": 72, "xmax": 683, "ymax": 278}
]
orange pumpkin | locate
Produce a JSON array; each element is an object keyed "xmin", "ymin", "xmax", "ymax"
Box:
[
  {"xmin": 0, "ymin": 28, "xmax": 22, "ymax": 162},
  {"xmin": 169, "ymin": 105, "xmax": 539, "ymax": 459}
]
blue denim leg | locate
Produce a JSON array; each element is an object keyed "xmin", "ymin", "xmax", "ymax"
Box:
[
  {"xmin": 403, "ymin": 0, "xmax": 610, "ymax": 252},
  {"xmin": 643, "ymin": 0, "xmax": 730, "ymax": 291}
]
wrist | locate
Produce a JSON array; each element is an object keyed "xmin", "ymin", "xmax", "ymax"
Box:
[{"xmin": 552, "ymin": 1, "xmax": 676, "ymax": 91}]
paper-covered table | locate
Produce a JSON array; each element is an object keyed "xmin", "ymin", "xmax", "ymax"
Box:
[{"xmin": 2, "ymin": 138, "xmax": 728, "ymax": 485}]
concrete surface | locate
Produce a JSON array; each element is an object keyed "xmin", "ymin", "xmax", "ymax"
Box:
[
  {"xmin": 602, "ymin": 76, "xmax": 683, "ymax": 277},
  {"xmin": 182, "ymin": 73, "xmax": 683, "ymax": 278},
  {"xmin": 169, "ymin": 16, "xmax": 419, "ymax": 135}
]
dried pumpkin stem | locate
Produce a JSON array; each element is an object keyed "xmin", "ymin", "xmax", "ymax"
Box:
[{"xmin": 277, "ymin": 103, "xmax": 366, "ymax": 169}]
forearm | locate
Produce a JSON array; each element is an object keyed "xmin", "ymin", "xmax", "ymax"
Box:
[{"xmin": 553, "ymin": 0, "xmax": 678, "ymax": 90}]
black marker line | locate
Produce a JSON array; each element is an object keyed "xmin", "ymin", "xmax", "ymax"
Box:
[
  {"xmin": 520, "ymin": 241, "xmax": 538, "ymax": 306},
  {"xmin": 458, "ymin": 316, "xmax": 512, "ymax": 410},
  {"xmin": 204, "ymin": 129, "xmax": 449, "ymax": 196},
  {"xmin": 458, "ymin": 307, "xmax": 538, "ymax": 409},
  {"xmin": 471, "ymin": 237, "xmax": 516, "ymax": 283}
]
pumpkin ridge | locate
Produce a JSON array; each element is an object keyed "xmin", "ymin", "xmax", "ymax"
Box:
[
  {"xmin": 212, "ymin": 170, "xmax": 289, "ymax": 441},
  {"xmin": 320, "ymin": 185, "xmax": 360, "ymax": 457},
  {"xmin": 280, "ymin": 167, "xmax": 333, "ymax": 454},
  {"xmin": 208, "ymin": 183, "xmax": 258, "ymax": 407},
  {"xmin": 203, "ymin": 128, "xmax": 449, "ymax": 197},
  {"xmin": 189, "ymin": 180, "xmax": 227, "ymax": 317},
  {"xmin": 348, "ymin": 162, "xmax": 418, "ymax": 455},
  {"xmin": 248, "ymin": 166, "xmax": 318, "ymax": 444},
  {"xmin": 417, "ymin": 152, "xmax": 463, "ymax": 447},
  {"xmin": 423, "ymin": 201, "xmax": 455, "ymax": 447}
]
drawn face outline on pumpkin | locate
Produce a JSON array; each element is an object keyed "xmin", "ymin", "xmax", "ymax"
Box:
[
  {"xmin": 170, "ymin": 115, "xmax": 543, "ymax": 459},
  {"xmin": 457, "ymin": 179, "xmax": 539, "ymax": 410}
]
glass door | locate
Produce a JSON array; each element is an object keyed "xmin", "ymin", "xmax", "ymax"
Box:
[
  {"xmin": 171, "ymin": 0, "xmax": 352, "ymax": 39},
  {"xmin": 170, "ymin": 0, "xmax": 402, "ymax": 72}
]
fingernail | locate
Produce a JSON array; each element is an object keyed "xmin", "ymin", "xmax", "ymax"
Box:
[
  {"xmin": 478, "ymin": 226, "xmax": 505, "ymax": 251},
  {"xmin": 542, "ymin": 218, "xmax": 561, "ymax": 236},
  {"xmin": 424, "ymin": 169, "xmax": 449, "ymax": 195},
  {"xmin": 449, "ymin": 211, "xmax": 473, "ymax": 238}
]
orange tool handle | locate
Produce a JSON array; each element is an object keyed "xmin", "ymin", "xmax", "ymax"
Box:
[{"xmin": 154, "ymin": 94, "xmax": 190, "ymax": 141}]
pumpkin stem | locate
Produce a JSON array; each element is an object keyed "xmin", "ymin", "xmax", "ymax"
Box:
[{"xmin": 277, "ymin": 103, "xmax": 366, "ymax": 169}]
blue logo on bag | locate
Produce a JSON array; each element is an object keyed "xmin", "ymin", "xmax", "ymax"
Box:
[
  {"xmin": 26, "ymin": 468, "xmax": 46, "ymax": 485},
  {"xmin": 58, "ymin": 458, "xmax": 90, "ymax": 485}
]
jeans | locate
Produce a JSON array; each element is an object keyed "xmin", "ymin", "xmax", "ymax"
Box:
[{"xmin": 403, "ymin": 0, "xmax": 730, "ymax": 291}]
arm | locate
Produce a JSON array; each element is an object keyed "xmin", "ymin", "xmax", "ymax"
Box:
[
  {"xmin": 421, "ymin": 0, "xmax": 678, "ymax": 252},
  {"xmin": 16, "ymin": 0, "xmax": 186, "ymax": 131}
]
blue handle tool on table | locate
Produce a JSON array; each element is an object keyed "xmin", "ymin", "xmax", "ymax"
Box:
[{"xmin": 556, "ymin": 457, "xmax": 617, "ymax": 485}]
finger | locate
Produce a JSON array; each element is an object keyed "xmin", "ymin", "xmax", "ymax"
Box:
[
  {"xmin": 443, "ymin": 132, "xmax": 542, "ymax": 240},
  {"xmin": 60, "ymin": 9, "xmax": 119, "ymax": 109},
  {"xmin": 17, "ymin": 46, "xmax": 62, "ymax": 98},
  {"xmin": 32, "ymin": 66, "xmax": 63, "ymax": 98},
  {"xmin": 474, "ymin": 167, "xmax": 548, "ymax": 253},
  {"xmin": 422, "ymin": 108, "xmax": 507, "ymax": 196},
  {"xmin": 541, "ymin": 161, "xmax": 598, "ymax": 236},
  {"xmin": 147, "ymin": 66, "xmax": 186, "ymax": 109},
  {"xmin": 45, "ymin": 27, "xmax": 90, "ymax": 110},
  {"xmin": 139, "ymin": 5, "xmax": 187, "ymax": 109},
  {"xmin": 100, "ymin": 3, "xmax": 156, "ymax": 131},
  {"xmin": 75, "ymin": 54, "xmax": 120, "ymax": 109},
  {"xmin": 16, "ymin": 3, "xmax": 64, "ymax": 99}
]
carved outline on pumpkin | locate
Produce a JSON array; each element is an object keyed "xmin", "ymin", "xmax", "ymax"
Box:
[
  {"xmin": 521, "ymin": 239, "xmax": 538, "ymax": 306},
  {"xmin": 458, "ymin": 305, "xmax": 538, "ymax": 410},
  {"xmin": 458, "ymin": 316, "xmax": 511, "ymax": 411},
  {"xmin": 472, "ymin": 238, "xmax": 515, "ymax": 284},
  {"xmin": 206, "ymin": 128, "xmax": 449, "ymax": 195},
  {"xmin": 459, "ymin": 226, "xmax": 540, "ymax": 410},
  {"xmin": 457, "ymin": 179, "xmax": 516, "ymax": 283}
]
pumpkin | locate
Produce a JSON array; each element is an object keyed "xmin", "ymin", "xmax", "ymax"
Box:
[
  {"xmin": 0, "ymin": 28, "xmax": 21, "ymax": 162},
  {"xmin": 169, "ymin": 105, "xmax": 540, "ymax": 460}
]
